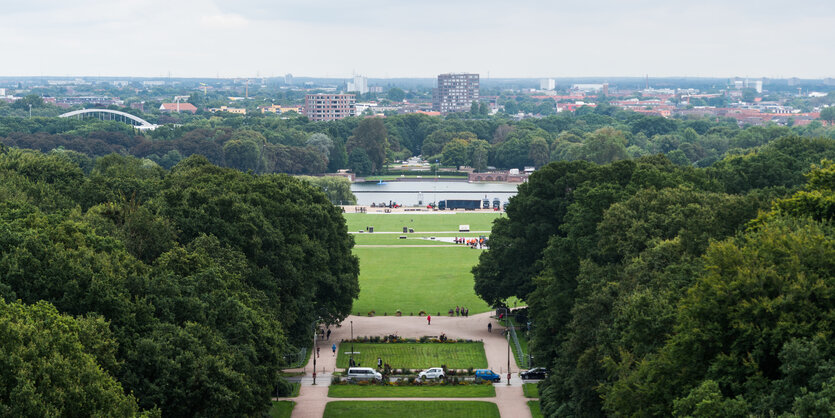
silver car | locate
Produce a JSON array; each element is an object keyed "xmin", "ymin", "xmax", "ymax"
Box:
[
  {"xmin": 347, "ymin": 367, "xmax": 383, "ymax": 381},
  {"xmin": 418, "ymin": 367, "xmax": 445, "ymax": 380}
]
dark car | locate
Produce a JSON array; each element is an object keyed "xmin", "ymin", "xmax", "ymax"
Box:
[{"xmin": 520, "ymin": 367, "xmax": 548, "ymax": 380}]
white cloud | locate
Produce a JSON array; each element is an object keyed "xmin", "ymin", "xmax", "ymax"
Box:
[
  {"xmin": 200, "ymin": 13, "xmax": 249, "ymax": 28},
  {"xmin": 0, "ymin": 0, "xmax": 832, "ymax": 78}
]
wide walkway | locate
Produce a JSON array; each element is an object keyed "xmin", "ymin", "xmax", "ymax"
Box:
[{"xmin": 280, "ymin": 312, "xmax": 532, "ymax": 418}]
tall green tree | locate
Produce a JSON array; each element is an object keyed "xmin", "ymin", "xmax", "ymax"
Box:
[
  {"xmin": 346, "ymin": 118, "xmax": 387, "ymax": 173},
  {"xmin": 0, "ymin": 299, "xmax": 146, "ymax": 417}
]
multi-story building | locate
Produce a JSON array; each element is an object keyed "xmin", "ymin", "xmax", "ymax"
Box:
[
  {"xmin": 540, "ymin": 78, "xmax": 555, "ymax": 90},
  {"xmin": 208, "ymin": 106, "xmax": 246, "ymax": 115},
  {"xmin": 433, "ymin": 73, "xmax": 479, "ymax": 114},
  {"xmin": 304, "ymin": 94, "xmax": 355, "ymax": 121},
  {"xmin": 347, "ymin": 75, "xmax": 368, "ymax": 94},
  {"xmin": 260, "ymin": 104, "xmax": 302, "ymax": 114}
]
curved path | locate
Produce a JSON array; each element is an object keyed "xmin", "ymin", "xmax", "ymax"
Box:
[{"xmin": 281, "ymin": 312, "xmax": 531, "ymax": 418}]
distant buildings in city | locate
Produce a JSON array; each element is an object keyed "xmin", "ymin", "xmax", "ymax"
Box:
[
  {"xmin": 208, "ymin": 106, "xmax": 246, "ymax": 115},
  {"xmin": 433, "ymin": 73, "xmax": 479, "ymax": 114},
  {"xmin": 159, "ymin": 102, "xmax": 197, "ymax": 113},
  {"xmin": 347, "ymin": 75, "xmax": 368, "ymax": 95},
  {"xmin": 0, "ymin": 74, "xmax": 832, "ymax": 127},
  {"xmin": 304, "ymin": 93, "xmax": 356, "ymax": 121}
]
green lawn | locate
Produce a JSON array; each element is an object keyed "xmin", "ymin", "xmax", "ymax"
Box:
[
  {"xmin": 523, "ymin": 383, "xmax": 539, "ymax": 398},
  {"xmin": 323, "ymin": 401, "xmax": 500, "ymax": 418},
  {"xmin": 353, "ymin": 233, "xmax": 488, "ymax": 246},
  {"xmin": 336, "ymin": 342, "xmax": 487, "ymax": 369},
  {"xmin": 269, "ymin": 401, "xmax": 294, "ymax": 418},
  {"xmin": 328, "ymin": 384, "xmax": 495, "ymax": 398},
  {"xmin": 529, "ymin": 401, "xmax": 544, "ymax": 418},
  {"xmin": 344, "ymin": 212, "xmax": 501, "ymax": 233},
  {"xmin": 352, "ymin": 247, "xmax": 489, "ymax": 315}
]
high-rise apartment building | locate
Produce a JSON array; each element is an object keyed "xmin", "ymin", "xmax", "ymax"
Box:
[
  {"xmin": 304, "ymin": 94, "xmax": 355, "ymax": 121},
  {"xmin": 540, "ymin": 78, "xmax": 555, "ymax": 90},
  {"xmin": 433, "ymin": 73, "xmax": 479, "ymax": 114},
  {"xmin": 347, "ymin": 75, "xmax": 368, "ymax": 94}
]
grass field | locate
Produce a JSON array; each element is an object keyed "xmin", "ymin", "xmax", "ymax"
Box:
[
  {"xmin": 523, "ymin": 383, "xmax": 539, "ymax": 398},
  {"xmin": 352, "ymin": 247, "xmax": 490, "ymax": 315},
  {"xmin": 323, "ymin": 401, "xmax": 500, "ymax": 418},
  {"xmin": 529, "ymin": 401, "xmax": 544, "ymax": 418},
  {"xmin": 335, "ymin": 342, "xmax": 487, "ymax": 369},
  {"xmin": 269, "ymin": 401, "xmax": 294, "ymax": 418},
  {"xmin": 328, "ymin": 384, "xmax": 495, "ymax": 398},
  {"xmin": 344, "ymin": 213, "xmax": 501, "ymax": 233}
]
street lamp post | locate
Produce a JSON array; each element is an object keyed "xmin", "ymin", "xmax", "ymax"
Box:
[
  {"xmin": 312, "ymin": 325, "xmax": 317, "ymax": 385},
  {"xmin": 506, "ymin": 307, "xmax": 511, "ymax": 386}
]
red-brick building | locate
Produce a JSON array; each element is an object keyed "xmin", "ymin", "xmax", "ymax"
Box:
[
  {"xmin": 304, "ymin": 94, "xmax": 355, "ymax": 121},
  {"xmin": 159, "ymin": 102, "xmax": 197, "ymax": 113}
]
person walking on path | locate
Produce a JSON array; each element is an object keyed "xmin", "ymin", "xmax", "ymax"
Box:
[
  {"xmin": 317, "ymin": 346, "xmax": 320, "ymax": 358},
  {"xmin": 332, "ymin": 343, "xmax": 336, "ymax": 356},
  {"xmin": 427, "ymin": 315, "xmax": 431, "ymax": 325},
  {"xmin": 488, "ymin": 322, "xmax": 492, "ymax": 333},
  {"xmin": 326, "ymin": 329, "xmax": 331, "ymax": 340}
]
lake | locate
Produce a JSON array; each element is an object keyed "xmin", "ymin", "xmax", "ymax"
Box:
[{"xmin": 351, "ymin": 180, "xmax": 519, "ymax": 206}]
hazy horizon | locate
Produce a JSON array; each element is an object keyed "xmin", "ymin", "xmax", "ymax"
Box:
[{"xmin": 1, "ymin": 0, "xmax": 833, "ymax": 79}]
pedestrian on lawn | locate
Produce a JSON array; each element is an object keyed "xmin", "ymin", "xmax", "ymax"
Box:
[
  {"xmin": 455, "ymin": 306, "xmax": 459, "ymax": 316},
  {"xmin": 378, "ymin": 357, "xmax": 382, "ymax": 369}
]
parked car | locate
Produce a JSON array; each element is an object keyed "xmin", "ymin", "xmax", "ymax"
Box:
[
  {"xmin": 418, "ymin": 367, "xmax": 445, "ymax": 380},
  {"xmin": 520, "ymin": 367, "xmax": 548, "ymax": 380},
  {"xmin": 474, "ymin": 369, "xmax": 501, "ymax": 382},
  {"xmin": 346, "ymin": 367, "xmax": 382, "ymax": 382}
]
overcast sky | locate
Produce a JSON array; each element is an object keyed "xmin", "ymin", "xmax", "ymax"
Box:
[{"xmin": 1, "ymin": 0, "xmax": 832, "ymax": 79}]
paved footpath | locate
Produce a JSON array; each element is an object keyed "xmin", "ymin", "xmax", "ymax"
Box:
[{"xmin": 280, "ymin": 312, "xmax": 532, "ymax": 418}]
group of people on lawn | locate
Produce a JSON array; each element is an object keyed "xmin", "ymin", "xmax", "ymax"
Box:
[{"xmin": 449, "ymin": 306, "xmax": 469, "ymax": 317}]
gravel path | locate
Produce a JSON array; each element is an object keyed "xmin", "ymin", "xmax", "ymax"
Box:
[{"xmin": 281, "ymin": 312, "xmax": 533, "ymax": 418}]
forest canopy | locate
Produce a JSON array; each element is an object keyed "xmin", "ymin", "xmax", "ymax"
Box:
[
  {"xmin": 0, "ymin": 146, "xmax": 358, "ymax": 416},
  {"xmin": 473, "ymin": 137, "xmax": 835, "ymax": 416}
]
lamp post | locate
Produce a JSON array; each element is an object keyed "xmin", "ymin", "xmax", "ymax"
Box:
[
  {"xmin": 312, "ymin": 324, "xmax": 317, "ymax": 385},
  {"xmin": 506, "ymin": 307, "xmax": 511, "ymax": 386}
]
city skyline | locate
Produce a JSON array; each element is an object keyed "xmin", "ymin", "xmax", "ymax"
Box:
[{"xmin": 1, "ymin": 0, "xmax": 833, "ymax": 79}]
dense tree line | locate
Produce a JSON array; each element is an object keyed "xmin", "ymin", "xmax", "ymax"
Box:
[
  {"xmin": 3, "ymin": 108, "xmax": 834, "ymax": 177},
  {"xmin": 473, "ymin": 136, "xmax": 835, "ymax": 416},
  {"xmin": 0, "ymin": 146, "xmax": 359, "ymax": 416}
]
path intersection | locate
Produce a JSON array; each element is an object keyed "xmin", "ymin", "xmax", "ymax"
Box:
[{"xmin": 279, "ymin": 311, "xmax": 536, "ymax": 417}]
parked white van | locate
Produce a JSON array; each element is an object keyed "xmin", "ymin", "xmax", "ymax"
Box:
[{"xmin": 346, "ymin": 367, "xmax": 382, "ymax": 381}]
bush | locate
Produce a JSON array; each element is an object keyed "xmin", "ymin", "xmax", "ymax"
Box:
[{"xmin": 275, "ymin": 379, "xmax": 295, "ymax": 396}]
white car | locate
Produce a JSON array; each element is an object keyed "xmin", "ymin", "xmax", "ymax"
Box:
[
  {"xmin": 347, "ymin": 367, "xmax": 383, "ymax": 381},
  {"xmin": 418, "ymin": 367, "xmax": 445, "ymax": 380}
]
